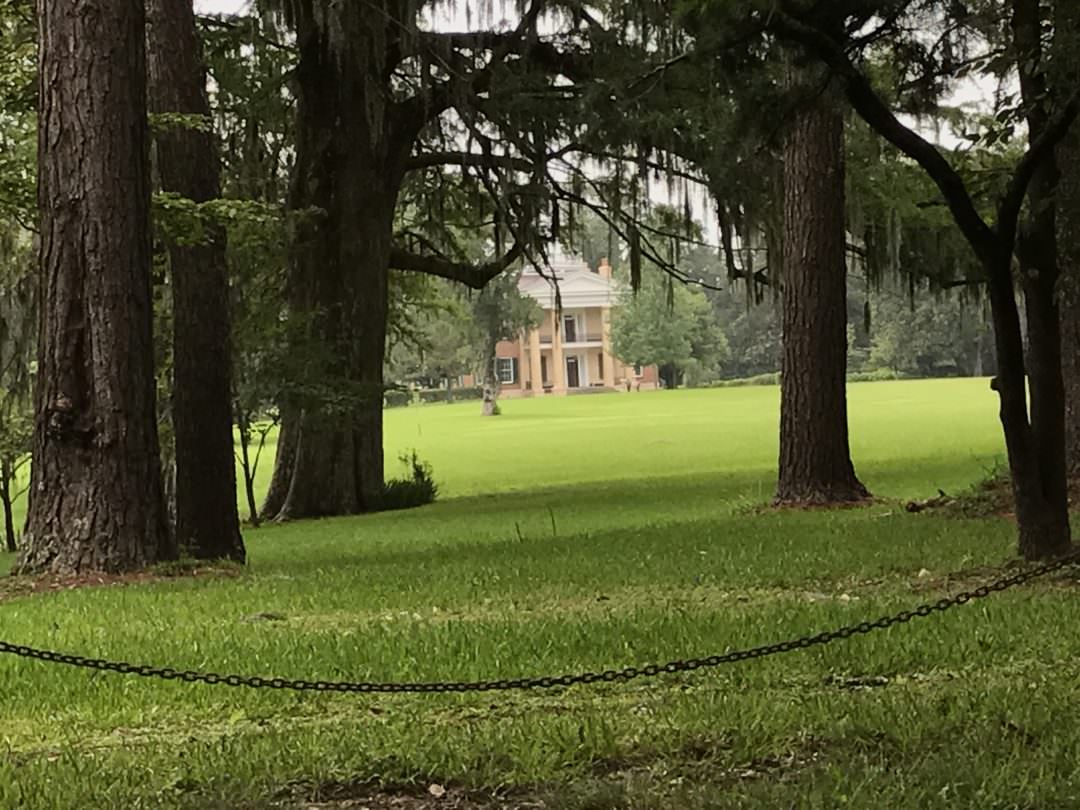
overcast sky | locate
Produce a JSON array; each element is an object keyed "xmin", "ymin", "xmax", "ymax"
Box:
[
  {"xmin": 189, "ymin": 0, "xmax": 994, "ymax": 213},
  {"xmin": 191, "ymin": 2, "xmax": 996, "ymax": 119},
  {"xmin": 188, "ymin": 1, "xmax": 1001, "ymax": 260},
  {"xmin": 195, "ymin": 0, "xmax": 247, "ymax": 13}
]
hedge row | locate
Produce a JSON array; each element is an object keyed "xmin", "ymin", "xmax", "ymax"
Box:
[
  {"xmin": 703, "ymin": 368, "xmax": 909, "ymax": 389},
  {"xmin": 384, "ymin": 386, "xmax": 486, "ymax": 408}
]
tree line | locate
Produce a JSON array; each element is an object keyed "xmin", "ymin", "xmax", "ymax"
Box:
[{"xmin": 389, "ymin": 232, "xmax": 997, "ymax": 393}]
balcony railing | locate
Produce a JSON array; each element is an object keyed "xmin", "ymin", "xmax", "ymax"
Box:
[{"xmin": 536, "ymin": 333, "xmax": 604, "ymax": 346}]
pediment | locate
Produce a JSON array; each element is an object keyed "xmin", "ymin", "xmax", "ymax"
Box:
[{"xmin": 519, "ymin": 270, "xmax": 620, "ymax": 304}]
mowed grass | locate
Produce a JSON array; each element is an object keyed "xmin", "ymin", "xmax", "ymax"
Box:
[{"xmin": 4, "ymin": 379, "xmax": 1079, "ymax": 809}]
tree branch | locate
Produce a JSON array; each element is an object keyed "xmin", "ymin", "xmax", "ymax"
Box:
[
  {"xmin": 394, "ymin": 0, "xmax": 549, "ymax": 132},
  {"xmin": 408, "ymin": 29, "xmax": 522, "ymax": 58},
  {"xmin": 196, "ymin": 14, "xmax": 296, "ymax": 52},
  {"xmin": 552, "ymin": 144, "xmax": 707, "ymax": 186},
  {"xmin": 545, "ymin": 171, "xmax": 725, "ymax": 292},
  {"xmin": 997, "ymin": 93, "xmax": 1080, "ymax": 255},
  {"xmin": 768, "ymin": 10, "xmax": 998, "ymax": 264},
  {"xmin": 772, "ymin": 7, "xmax": 1079, "ymax": 272},
  {"xmin": 389, "ymin": 242, "xmax": 525, "ymax": 289},
  {"xmin": 405, "ymin": 150, "xmax": 535, "ymax": 173},
  {"xmin": 941, "ymin": 277, "xmax": 987, "ymax": 289}
]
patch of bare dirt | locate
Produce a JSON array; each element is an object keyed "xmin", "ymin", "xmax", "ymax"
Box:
[
  {"xmin": 281, "ymin": 736, "xmax": 836, "ymax": 810},
  {"xmin": 905, "ymin": 476, "xmax": 1080, "ymax": 521},
  {"xmin": 903, "ymin": 558, "xmax": 1080, "ymax": 595},
  {"xmin": 280, "ymin": 783, "xmax": 544, "ymax": 810},
  {"xmin": 905, "ymin": 560, "xmax": 1025, "ymax": 594},
  {"xmin": 0, "ymin": 561, "xmax": 242, "ymax": 604},
  {"xmin": 745, "ymin": 496, "xmax": 876, "ymax": 517}
]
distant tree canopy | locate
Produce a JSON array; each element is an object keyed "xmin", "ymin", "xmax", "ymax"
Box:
[{"xmin": 611, "ymin": 270, "xmax": 728, "ymax": 389}]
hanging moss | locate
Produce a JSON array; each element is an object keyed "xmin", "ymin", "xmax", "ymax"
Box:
[{"xmin": 629, "ymin": 224, "xmax": 642, "ymax": 291}]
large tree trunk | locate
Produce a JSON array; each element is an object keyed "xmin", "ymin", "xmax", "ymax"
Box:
[
  {"xmin": 659, "ymin": 363, "xmax": 679, "ymax": 390},
  {"xmin": 147, "ymin": 0, "xmax": 245, "ymax": 563},
  {"xmin": 992, "ymin": 0, "xmax": 1070, "ymax": 559},
  {"xmin": 18, "ymin": 0, "xmax": 172, "ymax": 574},
  {"xmin": 1015, "ymin": 270, "xmax": 1072, "ymax": 556},
  {"xmin": 279, "ymin": 178, "xmax": 396, "ymax": 519},
  {"xmin": 271, "ymin": 4, "xmax": 408, "ymax": 520},
  {"xmin": 1013, "ymin": 172, "xmax": 1071, "ymax": 555},
  {"xmin": 1056, "ymin": 2, "xmax": 1080, "ymax": 482},
  {"xmin": 261, "ymin": 405, "xmax": 297, "ymax": 520},
  {"xmin": 775, "ymin": 69, "xmax": 868, "ymax": 505},
  {"xmin": 1062, "ymin": 197, "xmax": 1080, "ymax": 482},
  {"xmin": 986, "ymin": 258, "xmax": 1071, "ymax": 559}
]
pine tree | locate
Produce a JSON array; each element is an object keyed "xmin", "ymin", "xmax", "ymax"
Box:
[{"xmin": 19, "ymin": 0, "xmax": 173, "ymax": 573}]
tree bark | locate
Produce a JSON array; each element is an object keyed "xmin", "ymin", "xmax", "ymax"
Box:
[
  {"xmin": 1003, "ymin": 0, "xmax": 1071, "ymax": 557},
  {"xmin": 235, "ymin": 407, "xmax": 261, "ymax": 527},
  {"xmin": 162, "ymin": 455, "xmax": 178, "ymax": 529},
  {"xmin": 1, "ymin": 457, "xmax": 15, "ymax": 553},
  {"xmin": 1062, "ymin": 184, "xmax": 1080, "ymax": 481},
  {"xmin": 18, "ymin": 0, "xmax": 172, "ymax": 574},
  {"xmin": 270, "ymin": 3, "xmax": 411, "ymax": 520},
  {"xmin": 775, "ymin": 67, "xmax": 869, "ymax": 505},
  {"xmin": 1015, "ymin": 188, "xmax": 1070, "ymax": 554},
  {"xmin": 481, "ymin": 341, "xmax": 499, "ymax": 416},
  {"xmin": 147, "ymin": 0, "xmax": 244, "ymax": 563},
  {"xmin": 1056, "ymin": 2, "xmax": 1080, "ymax": 481},
  {"xmin": 659, "ymin": 363, "xmax": 679, "ymax": 390},
  {"xmin": 261, "ymin": 405, "xmax": 297, "ymax": 520},
  {"xmin": 986, "ymin": 251, "xmax": 1071, "ymax": 559}
]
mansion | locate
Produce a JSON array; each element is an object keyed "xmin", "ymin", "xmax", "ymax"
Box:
[{"xmin": 490, "ymin": 254, "xmax": 659, "ymax": 397}]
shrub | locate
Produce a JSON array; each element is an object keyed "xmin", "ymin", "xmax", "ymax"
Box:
[
  {"xmin": 701, "ymin": 368, "xmax": 910, "ymax": 389},
  {"xmin": 383, "ymin": 389, "xmax": 413, "ymax": 408},
  {"xmin": 450, "ymin": 386, "xmax": 485, "ymax": 401},
  {"xmin": 705, "ymin": 372, "xmax": 781, "ymax": 388},
  {"xmin": 416, "ymin": 386, "xmax": 485, "ymax": 403},
  {"xmin": 847, "ymin": 368, "xmax": 907, "ymax": 383},
  {"xmin": 417, "ymin": 388, "xmax": 453, "ymax": 404},
  {"xmin": 378, "ymin": 450, "xmax": 438, "ymax": 511}
]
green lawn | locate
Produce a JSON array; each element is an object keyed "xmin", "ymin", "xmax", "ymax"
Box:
[
  {"xmin": 5, "ymin": 379, "xmax": 1079, "ymax": 809},
  {"xmin": 382, "ymin": 378, "xmax": 1003, "ymax": 498}
]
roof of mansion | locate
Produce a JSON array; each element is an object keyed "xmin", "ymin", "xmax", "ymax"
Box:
[{"xmin": 518, "ymin": 251, "xmax": 619, "ymax": 310}]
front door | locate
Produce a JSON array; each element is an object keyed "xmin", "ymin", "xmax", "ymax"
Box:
[{"xmin": 566, "ymin": 356, "xmax": 580, "ymax": 388}]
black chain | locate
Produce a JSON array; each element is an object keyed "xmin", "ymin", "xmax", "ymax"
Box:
[{"xmin": 1, "ymin": 551, "xmax": 1077, "ymax": 694}]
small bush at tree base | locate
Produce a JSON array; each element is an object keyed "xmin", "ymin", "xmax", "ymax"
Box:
[{"xmin": 377, "ymin": 450, "xmax": 438, "ymax": 511}]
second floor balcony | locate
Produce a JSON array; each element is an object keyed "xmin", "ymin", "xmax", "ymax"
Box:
[{"xmin": 537, "ymin": 332, "xmax": 603, "ymax": 346}]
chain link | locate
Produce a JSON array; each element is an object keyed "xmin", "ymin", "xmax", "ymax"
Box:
[{"xmin": 2, "ymin": 551, "xmax": 1077, "ymax": 694}]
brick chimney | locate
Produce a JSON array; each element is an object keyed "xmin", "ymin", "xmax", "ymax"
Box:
[{"xmin": 598, "ymin": 257, "xmax": 612, "ymax": 279}]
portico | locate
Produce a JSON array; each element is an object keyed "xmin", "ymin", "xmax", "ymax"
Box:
[{"xmin": 493, "ymin": 252, "xmax": 658, "ymax": 397}]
